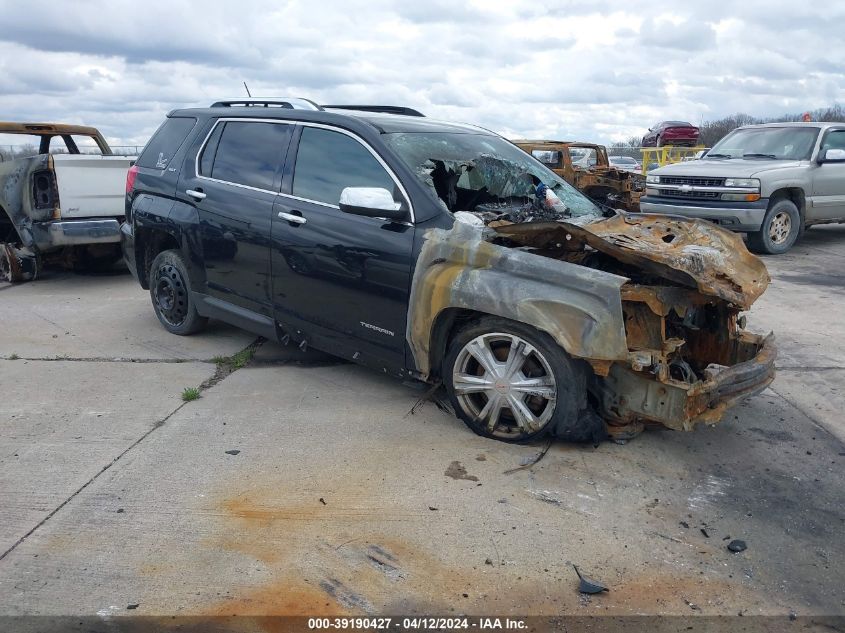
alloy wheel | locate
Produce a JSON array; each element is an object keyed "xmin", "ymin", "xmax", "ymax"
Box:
[{"xmin": 452, "ymin": 332, "xmax": 557, "ymax": 440}]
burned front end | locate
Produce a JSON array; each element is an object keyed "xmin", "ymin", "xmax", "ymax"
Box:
[
  {"xmin": 389, "ymin": 132, "xmax": 775, "ymax": 437},
  {"xmin": 493, "ymin": 214, "xmax": 776, "ymax": 435},
  {"xmin": 605, "ymin": 285, "xmax": 774, "ymax": 432}
]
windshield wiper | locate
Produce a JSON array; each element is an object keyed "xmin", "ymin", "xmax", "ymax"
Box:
[
  {"xmin": 705, "ymin": 153, "xmax": 733, "ymax": 159},
  {"xmin": 743, "ymin": 153, "xmax": 778, "ymax": 159}
]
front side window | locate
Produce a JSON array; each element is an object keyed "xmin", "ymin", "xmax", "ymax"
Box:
[
  {"xmin": 822, "ymin": 130, "xmax": 845, "ymax": 151},
  {"xmin": 292, "ymin": 127, "xmax": 396, "ymax": 206},
  {"xmin": 207, "ymin": 121, "xmax": 290, "ymax": 190}
]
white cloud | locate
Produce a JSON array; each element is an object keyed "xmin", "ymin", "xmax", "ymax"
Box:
[{"xmin": 0, "ymin": 0, "xmax": 842, "ymax": 148}]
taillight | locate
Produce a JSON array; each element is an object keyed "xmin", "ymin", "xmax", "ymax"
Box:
[{"xmin": 125, "ymin": 164, "xmax": 139, "ymax": 194}]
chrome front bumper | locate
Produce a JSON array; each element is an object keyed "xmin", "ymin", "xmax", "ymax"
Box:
[{"xmin": 640, "ymin": 198, "xmax": 768, "ymax": 232}]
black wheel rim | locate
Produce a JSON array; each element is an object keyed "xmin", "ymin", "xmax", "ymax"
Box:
[{"xmin": 154, "ymin": 264, "xmax": 188, "ymax": 326}]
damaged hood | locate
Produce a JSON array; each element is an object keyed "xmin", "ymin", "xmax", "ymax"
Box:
[{"xmin": 492, "ymin": 213, "xmax": 770, "ymax": 310}]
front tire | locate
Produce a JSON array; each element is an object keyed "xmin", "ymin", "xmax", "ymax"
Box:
[
  {"xmin": 747, "ymin": 199, "xmax": 801, "ymax": 254},
  {"xmin": 149, "ymin": 250, "xmax": 207, "ymax": 335},
  {"xmin": 442, "ymin": 317, "xmax": 585, "ymax": 443}
]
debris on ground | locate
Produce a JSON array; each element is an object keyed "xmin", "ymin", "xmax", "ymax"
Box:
[
  {"xmin": 319, "ymin": 497, "xmax": 327, "ymax": 506},
  {"xmin": 680, "ymin": 521, "xmax": 689, "ymax": 529},
  {"xmin": 126, "ymin": 604, "xmax": 139, "ymax": 610},
  {"xmin": 503, "ymin": 438, "xmax": 553, "ymax": 475},
  {"xmin": 700, "ymin": 528, "xmax": 710, "ymax": 538},
  {"xmin": 684, "ymin": 598, "xmax": 700, "ymax": 611},
  {"xmin": 224, "ymin": 450, "xmax": 240, "ymax": 456},
  {"xmin": 728, "ymin": 539, "xmax": 748, "ymax": 553},
  {"xmin": 573, "ymin": 565, "xmax": 608, "ymax": 594},
  {"xmin": 405, "ymin": 382, "xmax": 451, "ymax": 417}
]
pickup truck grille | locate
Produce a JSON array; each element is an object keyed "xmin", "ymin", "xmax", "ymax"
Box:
[
  {"xmin": 660, "ymin": 189, "xmax": 721, "ymax": 200},
  {"xmin": 660, "ymin": 176, "xmax": 725, "ymax": 187}
]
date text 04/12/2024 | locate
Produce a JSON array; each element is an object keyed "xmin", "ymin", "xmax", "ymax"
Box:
[{"xmin": 308, "ymin": 617, "xmax": 528, "ymax": 630}]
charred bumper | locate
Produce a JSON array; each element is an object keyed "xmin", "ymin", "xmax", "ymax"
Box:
[{"xmin": 598, "ymin": 332, "xmax": 776, "ymax": 431}]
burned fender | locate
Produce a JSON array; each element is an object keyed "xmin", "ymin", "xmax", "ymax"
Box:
[
  {"xmin": 495, "ymin": 213, "xmax": 770, "ymax": 309},
  {"xmin": 406, "ymin": 220, "xmax": 630, "ymax": 378}
]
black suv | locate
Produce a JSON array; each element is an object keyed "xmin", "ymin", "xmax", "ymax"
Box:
[{"xmin": 122, "ymin": 98, "xmax": 775, "ymax": 444}]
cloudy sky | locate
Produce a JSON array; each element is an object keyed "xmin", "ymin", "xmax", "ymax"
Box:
[{"xmin": 1, "ymin": 0, "xmax": 843, "ymax": 148}]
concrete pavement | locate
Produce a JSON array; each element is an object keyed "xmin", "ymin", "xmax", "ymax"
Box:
[{"xmin": 0, "ymin": 230, "xmax": 844, "ymax": 626}]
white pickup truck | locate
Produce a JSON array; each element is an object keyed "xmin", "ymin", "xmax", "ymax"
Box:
[
  {"xmin": 641, "ymin": 122, "xmax": 845, "ymax": 254},
  {"xmin": 0, "ymin": 122, "xmax": 135, "ymax": 282}
]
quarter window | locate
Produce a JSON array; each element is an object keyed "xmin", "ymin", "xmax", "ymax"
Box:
[
  {"xmin": 205, "ymin": 121, "xmax": 290, "ymax": 191},
  {"xmin": 137, "ymin": 117, "xmax": 197, "ymax": 169},
  {"xmin": 293, "ymin": 127, "xmax": 396, "ymax": 206}
]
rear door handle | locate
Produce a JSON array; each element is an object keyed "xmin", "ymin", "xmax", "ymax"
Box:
[
  {"xmin": 186, "ymin": 189, "xmax": 206, "ymax": 201},
  {"xmin": 278, "ymin": 211, "xmax": 306, "ymax": 225}
]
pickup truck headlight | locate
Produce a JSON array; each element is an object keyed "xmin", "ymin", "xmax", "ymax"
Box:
[
  {"xmin": 646, "ymin": 174, "xmax": 660, "ymax": 184},
  {"xmin": 724, "ymin": 178, "xmax": 760, "ymax": 189}
]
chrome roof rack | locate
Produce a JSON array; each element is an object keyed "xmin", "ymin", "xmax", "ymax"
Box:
[{"xmin": 210, "ymin": 97, "xmax": 323, "ymax": 110}]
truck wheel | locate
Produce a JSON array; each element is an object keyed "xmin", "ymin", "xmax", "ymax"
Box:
[
  {"xmin": 0, "ymin": 243, "xmax": 26, "ymax": 283},
  {"xmin": 149, "ymin": 250, "xmax": 207, "ymax": 335},
  {"xmin": 747, "ymin": 199, "xmax": 801, "ymax": 254},
  {"xmin": 442, "ymin": 316, "xmax": 582, "ymax": 443}
]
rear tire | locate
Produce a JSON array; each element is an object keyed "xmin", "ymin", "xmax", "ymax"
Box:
[
  {"xmin": 747, "ymin": 199, "xmax": 801, "ymax": 254},
  {"xmin": 149, "ymin": 249, "xmax": 207, "ymax": 335},
  {"xmin": 442, "ymin": 316, "xmax": 586, "ymax": 443}
]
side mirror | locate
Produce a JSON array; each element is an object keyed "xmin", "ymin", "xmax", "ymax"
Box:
[
  {"xmin": 818, "ymin": 148, "xmax": 845, "ymax": 163},
  {"xmin": 339, "ymin": 187, "xmax": 406, "ymax": 220}
]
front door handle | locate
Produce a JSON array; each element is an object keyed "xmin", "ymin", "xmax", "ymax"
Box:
[
  {"xmin": 186, "ymin": 189, "xmax": 206, "ymax": 201},
  {"xmin": 278, "ymin": 211, "xmax": 306, "ymax": 225}
]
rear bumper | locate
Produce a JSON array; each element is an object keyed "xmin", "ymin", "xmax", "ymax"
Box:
[
  {"xmin": 640, "ymin": 196, "xmax": 768, "ymax": 232},
  {"xmin": 30, "ymin": 219, "xmax": 122, "ymax": 247},
  {"xmin": 599, "ymin": 332, "xmax": 776, "ymax": 431},
  {"xmin": 120, "ymin": 222, "xmax": 139, "ymax": 283}
]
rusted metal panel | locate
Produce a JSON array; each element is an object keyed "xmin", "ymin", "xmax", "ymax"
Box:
[
  {"xmin": 0, "ymin": 122, "xmax": 112, "ymax": 155},
  {"xmin": 493, "ymin": 213, "xmax": 770, "ymax": 310}
]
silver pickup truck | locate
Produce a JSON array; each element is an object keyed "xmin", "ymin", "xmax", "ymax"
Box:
[
  {"xmin": 0, "ymin": 122, "xmax": 134, "ymax": 282},
  {"xmin": 641, "ymin": 122, "xmax": 845, "ymax": 253}
]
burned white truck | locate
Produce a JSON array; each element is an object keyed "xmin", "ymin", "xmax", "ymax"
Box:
[{"xmin": 0, "ymin": 122, "xmax": 134, "ymax": 282}]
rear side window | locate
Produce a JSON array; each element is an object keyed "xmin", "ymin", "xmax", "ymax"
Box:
[
  {"xmin": 137, "ymin": 117, "xmax": 197, "ymax": 169},
  {"xmin": 204, "ymin": 121, "xmax": 290, "ymax": 191},
  {"xmin": 293, "ymin": 126, "xmax": 395, "ymax": 206}
]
